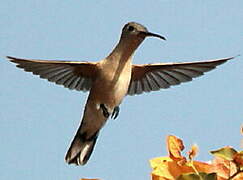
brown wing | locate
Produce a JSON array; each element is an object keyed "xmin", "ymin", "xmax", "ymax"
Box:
[
  {"xmin": 7, "ymin": 56, "xmax": 98, "ymax": 92},
  {"xmin": 127, "ymin": 56, "xmax": 234, "ymax": 95}
]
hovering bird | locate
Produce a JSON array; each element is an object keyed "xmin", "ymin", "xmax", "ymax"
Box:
[{"xmin": 7, "ymin": 22, "xmax": 234, "ymax": 166}]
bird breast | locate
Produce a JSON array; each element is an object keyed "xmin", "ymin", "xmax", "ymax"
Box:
[{"xmin": 90, "ymin": 60, "xmax": 132, "ymax": 107}]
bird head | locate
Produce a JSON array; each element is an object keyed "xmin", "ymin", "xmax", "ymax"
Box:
[{"xmin": 121, "ymin": 22, "xmax": 166, "ymax": 42}]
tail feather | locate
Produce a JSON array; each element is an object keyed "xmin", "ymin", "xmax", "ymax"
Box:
[{"xmin": 65, "ymin": 132, "xmax": 98, "ymax": 166}]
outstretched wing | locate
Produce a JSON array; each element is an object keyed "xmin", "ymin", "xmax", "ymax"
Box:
[
  {"xmin": 7, "ymin": 56, "xmax": 98, "ymax": 92},
  {"xmin": 127, "ymin": 56, "xmax": 234, "ymax": 95}
]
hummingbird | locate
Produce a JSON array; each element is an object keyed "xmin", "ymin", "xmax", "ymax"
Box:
[{"xmin": 7, "ymin": 22, "xmax": 234, "ymax": 166}]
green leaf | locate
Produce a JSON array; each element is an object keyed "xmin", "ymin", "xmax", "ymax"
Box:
[
  {"xmin": 176, "ymin": 173, "xmax": 200, "ymax": 180},
  {"xmin": 202, "ymin": 173, "xmax": 217, "ymax": 180},
  {"xmin": 176, "ymin": 172, "xmax": 217, "ymax": 180},
  {"xmin": 210, "ymin": 146, "xmax": 237, "ymax": 161}
]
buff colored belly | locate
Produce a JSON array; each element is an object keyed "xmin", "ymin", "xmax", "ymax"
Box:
[{"xmin": 90, "ymin": 70, "xmax": 131, "ymax": 108}]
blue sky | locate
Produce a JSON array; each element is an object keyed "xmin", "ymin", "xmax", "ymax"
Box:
[{"xmin": 1, "ymin": 1, "xmax": 242, "ymax": 180}]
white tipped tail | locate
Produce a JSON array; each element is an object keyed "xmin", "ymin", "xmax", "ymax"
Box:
[{"xmin": 65, "ymin": 131, "xmax": 98, "ymax": 165}]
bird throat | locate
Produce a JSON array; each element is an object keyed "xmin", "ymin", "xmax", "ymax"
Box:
[{"xmin": 108, "ymin": 37, "xmax": 144, "ymax": 63}]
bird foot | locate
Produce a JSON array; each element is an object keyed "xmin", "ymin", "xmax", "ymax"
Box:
[
  {"xmin": 100, "ymin": 104, "xmax": 120, "ymax": 119},
  {"xmin": 100, "ymin": 104, "xmax": 110, "ymax": 118},
  {"xmin": 111, "ymin": 106, "xmax": 120, "ymax": 119}
]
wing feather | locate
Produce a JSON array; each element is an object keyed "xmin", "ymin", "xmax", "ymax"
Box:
[
  {"xmin": 7, "ymin": 56, "xmax": 97, "ymax": 92},
  {"xmin": 127, "ymin": 56, "xmax": 234, "ymax": 95}
]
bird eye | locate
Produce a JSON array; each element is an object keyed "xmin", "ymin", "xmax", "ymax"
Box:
[{"xmin": 127, "ymin": 26, "xmax": 135, "ymax": 32}]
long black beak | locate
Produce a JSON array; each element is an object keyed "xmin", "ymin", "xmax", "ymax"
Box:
[{"xmin": 140, "ymin": 31, "xmax": 166, "ymax": 40}]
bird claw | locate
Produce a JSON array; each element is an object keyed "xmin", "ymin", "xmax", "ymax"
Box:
[
  {"xmin": 100, "ymin": 104, "xmax": 110, "ymax": 118},
  {"xmin": 100, "ymin": 104, "xmax": 120, "ymax": 119},
  {"xmin": 111, "ymin": 106, "xmax": 119, "ymax": 119}
]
